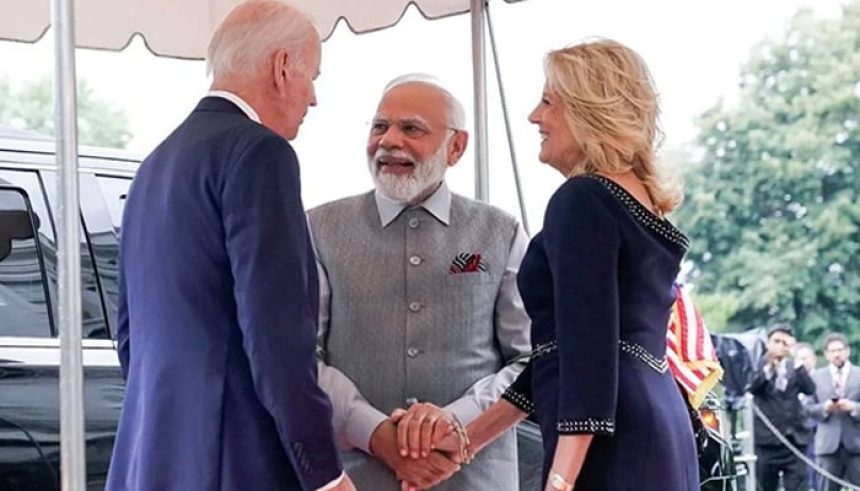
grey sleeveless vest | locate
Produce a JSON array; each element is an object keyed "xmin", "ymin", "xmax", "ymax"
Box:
[{"xmin": 309, "ymin": 191, "xmax": 520, "ymax": 490}]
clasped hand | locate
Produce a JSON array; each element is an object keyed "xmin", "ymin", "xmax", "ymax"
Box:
[
  {"xmin": 374, "ymin": 402, "xmax": 465, "ymax": 491},
  {"xmin": 824, "ymin": 398, "xmax": 857, "ymax": 413}
]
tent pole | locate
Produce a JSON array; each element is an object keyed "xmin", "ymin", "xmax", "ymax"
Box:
[
  {"xmin": 485, "ymin": 4, "xmax": 529, "ymax": 235},
  {"xmin": 52, "ymin": 0, "xmax": 87, "ymax": 489},
  {"xmin": 471, "ymin": 0, "xmax": 489, "ymax": 202}
]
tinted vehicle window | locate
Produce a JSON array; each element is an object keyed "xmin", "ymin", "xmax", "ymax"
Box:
[
  {"xmin": 0, "ymin": 179, "xmax": 53, "ymax": 337},
  {"xmin": 95, "ymin": 176, "xmax": 130, "ymax": 231},
  {"xmin": 40, "ymin": 172, "xmax": 110, "ymax": 339},
  {"xmin": 80, "ymin": 174, "xmax": 129, "ymax": 336}
]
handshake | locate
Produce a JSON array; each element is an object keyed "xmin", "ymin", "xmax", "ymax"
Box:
[{"xmin": 368, "ymin": 402, "xmax": 473, "ymax": 491}]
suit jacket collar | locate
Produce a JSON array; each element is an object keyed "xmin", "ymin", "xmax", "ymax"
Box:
[
  {"xmin": 206, "ymin": 90, "xmax": 261, "ymax": 123},
  {"xmin": 193, "ymin": 96, "xmax": 253, "ymax": 119}
]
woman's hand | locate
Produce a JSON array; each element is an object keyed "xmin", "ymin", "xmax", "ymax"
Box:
[{"xmin": 390, "ymin": 404, "xmax": 455, "ymax": 459}]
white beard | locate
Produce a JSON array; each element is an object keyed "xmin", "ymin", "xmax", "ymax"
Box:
[{"xmin": 368, "ymin": 142, "xmax": 449, "ymax": 203}]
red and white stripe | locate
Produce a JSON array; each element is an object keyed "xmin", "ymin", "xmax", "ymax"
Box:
[{"xmin": 666, "ymin": 284, "xmax": 723, "ymax": 409}]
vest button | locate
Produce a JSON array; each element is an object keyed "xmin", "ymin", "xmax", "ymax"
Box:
[
  {"xmin": 405, "ymin": 397, "xmax": 418, "ymax": 406},
  {"xmin": 409, "ymin": 255, "xmax": 422, "ymax": 266},
  {"xmin": 408, "ymin": 218, "xmax": 420, "ymax": 229},
  {"xmin": 407, "ymin": 348, "xmax": 419, "ymax": 358},
  {"xmin": 408, "ymin": 302, "xmax": 422, "ymax": 312}
]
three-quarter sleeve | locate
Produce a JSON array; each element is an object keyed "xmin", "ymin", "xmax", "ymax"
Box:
[
  {"xmin": 502, "ymin": 359, "xmax": 535, "ymax": 414},
  {"xmin": 543, "ymin": 180, "xmax": 621, "ymax": 435}
]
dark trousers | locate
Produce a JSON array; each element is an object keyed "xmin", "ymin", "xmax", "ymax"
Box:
[
  {"xmin": 818, "ymin": 447, "xmax": 860, "ymax": 491},
  {"xmin": 806, "ymin": 442, "xmax": 819, "ymax": 491},
  {"xmin": 756, "ymin": 444, "xmax": 808, "ymax": 491}
]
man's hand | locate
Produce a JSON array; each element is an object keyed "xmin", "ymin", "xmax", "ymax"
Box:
[
  {"xmin": 431, "ymin": 432, "xmax": 465, "ymax": 464},
  {"xmin": 837, "ymin": 399, "xmax": 857, "ymax": 413},
  {"xmin": 328, "ymin": 474, "xmax": 357, "ymax": 491},
  {"xmin": 390, "ymin": 403, "xmax": 455, "ymax": 459},
  {"xmin": 369, "ymin": 419, "xmax": 460, "ymax": 490}
]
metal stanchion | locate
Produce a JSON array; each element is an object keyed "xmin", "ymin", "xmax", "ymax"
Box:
[
  {"xmin": 735, "ymin": 393, "xmax": 757, "ymax": 491},
  {"xmin": 52, "ymin": 0, "xmax": 87, "ymax": 488},
  {"xmin": 470, "ymin": 0, "xmax": 489, "ymax": 202}
]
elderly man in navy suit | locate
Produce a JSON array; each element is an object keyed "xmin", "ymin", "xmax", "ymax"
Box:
[{"xmin": 106, "ymin": 1, "xmax": 355, "ymax": 490}]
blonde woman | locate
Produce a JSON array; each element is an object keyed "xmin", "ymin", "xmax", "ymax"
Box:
[{"xmin": 393, "ymin": 39, "xmax": 699, "ymax": 491}]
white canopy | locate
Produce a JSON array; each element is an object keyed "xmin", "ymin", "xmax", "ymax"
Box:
[
  {"xmin": 3, "ymin": 1, "xmax": 530, "ymax": 488},
  {"xmin": 1, "ymin": 0, "xmax": 525, "ymax": 59}
]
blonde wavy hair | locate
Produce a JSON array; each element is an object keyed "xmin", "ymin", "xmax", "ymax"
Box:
[{"xmin": 545, "ymin": 39, "xmax": 682, "ymax": 214}]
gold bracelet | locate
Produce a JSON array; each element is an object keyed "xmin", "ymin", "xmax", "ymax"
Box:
[
  {"xmin": 451, "ymin": 419, "xmax": 474, "ymax": 464},
  {"xmin": 548, "ymin": 472, "xmax": 573, "ymax": 491}
]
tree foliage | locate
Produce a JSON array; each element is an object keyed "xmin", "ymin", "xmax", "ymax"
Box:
[
  {"xmin": 0, "ymin": 75, "xmax": 132, "ymax": 148},
  {"xmin": 676, "ymin": 2, "xmax": 860, "ymax": 346}
]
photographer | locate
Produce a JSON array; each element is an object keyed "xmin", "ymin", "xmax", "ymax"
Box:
[{"xmin": 750, "ymin": 323, "xmax": 816, "ymax": 491}]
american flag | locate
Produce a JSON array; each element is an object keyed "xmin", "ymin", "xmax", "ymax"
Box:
[{"xmin": 666, "ymin": 283, "xmax": 724, "ymax": 409}]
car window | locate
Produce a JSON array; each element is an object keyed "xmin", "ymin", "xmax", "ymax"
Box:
[
  {"xmin": 95, "ymin": 176, "xmax": 130, "ymax": 232},
  {"xmin": 80, "ymin": 174, "xmax": 130, "ymax": 337},
  {"xmin": 39, "ymin": 171, "xmax": 110, "ymax": 339},
  {"xmin": 0, "ymin": 180, "xmax": 53, "ymax": 337}
]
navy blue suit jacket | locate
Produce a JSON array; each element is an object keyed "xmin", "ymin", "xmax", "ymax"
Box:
[{"xmin": 106, "ymin": 97, "xmax": 342, "ymax": 490}]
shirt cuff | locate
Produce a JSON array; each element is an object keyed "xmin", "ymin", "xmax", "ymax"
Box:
[
  {"xmin": 316, "ymin": 471, "xmax": 345, "ymax": 491},
  {"xmin": 346, "ymin": 400, "xmax": 388, "ymax": 453},
  {"xmin": 444, "ymin": 397, "xmax": 482, "ymax": 427}
]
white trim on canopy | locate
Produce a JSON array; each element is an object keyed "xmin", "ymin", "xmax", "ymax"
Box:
[{"xmin": 2, "ymin": 0, "xmax": 526, "ymax": 59}]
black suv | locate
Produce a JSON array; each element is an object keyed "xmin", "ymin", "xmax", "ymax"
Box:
[{"xmin": 0, "ymin": 132, "xmax": 133, "ymax": 490}]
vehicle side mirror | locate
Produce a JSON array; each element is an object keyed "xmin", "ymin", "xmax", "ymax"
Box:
[{"xmin": 0, "ymin": 209, "xmax": 39, "ymax": 263}]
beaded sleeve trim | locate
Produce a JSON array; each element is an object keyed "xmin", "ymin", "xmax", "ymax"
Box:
[
  {"xmin": 557, "ymin": 418, "xmax": 615, "ymax": 435},
  {"xmin": 584, "ymin": 174, "xmax": 689, "ymax": 251},
  {"xmin": 532, "ymin": 340, "xmax": 558, "ymax": 359},
  {"xmin": 619, "ymin": 339, "xmax": 669, "ymax": 373},
  {"xmin": 502, "ymin": 388, "xmax": 535, "ymax": 414}
]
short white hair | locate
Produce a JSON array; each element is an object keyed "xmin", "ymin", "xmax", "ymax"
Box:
[
  {"xmin": 207, "ymin": 0, "xmax": 317, "ymax": 78},
  {"xmin": 382, "ymin": 74, "xmax": 467, "ymax": 130}
]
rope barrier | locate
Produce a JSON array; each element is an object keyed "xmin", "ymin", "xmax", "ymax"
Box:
[{"xmin": 751, "ymin": 401, "xmax": 860, "ymax": 490}]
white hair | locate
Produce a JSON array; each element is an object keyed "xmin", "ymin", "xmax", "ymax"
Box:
[
  {"xmin": 382, "ymin": 73, "xmax": 467, "ymax": 130},
  {"xmin": 206, "ymin": 0, "xmax": 317, "ymax": 79}
]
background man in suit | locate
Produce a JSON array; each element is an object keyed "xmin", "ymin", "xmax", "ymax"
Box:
[
  {"xmin": 805, "ymin": 332, "xmax": 860, "ymax": 490},
  {"xmin": 107, "ymin": 1, "xmax": 354, "ymax": 490},
  {"xmin": 795, "ymin": 341, "xmax": 821, "ymax": 490},
  {"xmin": 750, "ymin": 323, "xmax": 816, "ymax": 491},
  {"xmin": 309, "ymin": 74, "xmax": 531, "ymax": 491}
]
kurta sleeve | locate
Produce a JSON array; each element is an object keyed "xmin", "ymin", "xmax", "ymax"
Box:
[{"xmin": 543, "ymin": 180, "xmax": 620, "ymax": 435}]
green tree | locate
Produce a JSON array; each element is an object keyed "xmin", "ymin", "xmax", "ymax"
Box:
[
  {"xmin": 676, "ymin": 1, "xmax": 860, "ymax": 346},
  {"xmin": 0, "ymin": 75, "xmax": 132, "ymax": 148}
]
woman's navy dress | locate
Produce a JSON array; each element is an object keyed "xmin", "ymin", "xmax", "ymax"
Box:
[{"xmin": 502, "ymin": 175, "xmax": 699, "ymax": 490}]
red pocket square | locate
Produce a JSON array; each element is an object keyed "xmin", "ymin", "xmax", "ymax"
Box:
[{"xmin": 449, "ymin": 252, "xmax": 488, "ymax": 274}]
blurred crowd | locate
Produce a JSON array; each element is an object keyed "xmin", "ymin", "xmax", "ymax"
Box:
[{"xmin": 752, "ymin": 326, "xmax": 859, "ymax": 491}]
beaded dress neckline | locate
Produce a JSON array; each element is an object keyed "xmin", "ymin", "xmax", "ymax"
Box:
[{"xmin": 584, "ymin": 174, "xmax": 689, "ymax": 252}]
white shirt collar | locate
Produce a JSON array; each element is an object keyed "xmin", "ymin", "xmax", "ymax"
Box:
[
  {"xmin": 831, "ymin": 362, "xmax": 852, "ymax": 377},
  {"xmin": 206, "ymin": 90, "xmax": 261, "ymax": 123},
  {"xmin": 374, "ymin": 181, "xmax": 451, "ymax": 227}
]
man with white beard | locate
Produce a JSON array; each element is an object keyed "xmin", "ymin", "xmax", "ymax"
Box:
[{"xmin": 307, "ymin": 74, "xmax": 531, "ymax": 491}]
